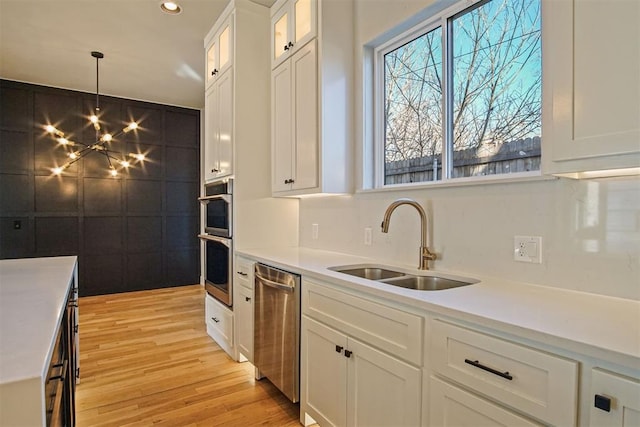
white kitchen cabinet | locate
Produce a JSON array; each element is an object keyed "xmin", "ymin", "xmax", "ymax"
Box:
[
  {"xmin": 204, "ymin": 69, "xmax": 233, "ymax": 181},
  {"xmin": 203, "ymin": 0, "xmax": 269, "ymax": 184},
  {"xmin": 542, "ymin": 0, "xmax": 640, "ymax": 177},
  {"xmin": 429, "ymin": 376, "xmax": 542, "ymax": 426},
  {"xmin": 270, "ymin": 0, "xmax": 316, "ymax": 69},
  {"xmin": 270, "ymin": 0, "xmax": 353, "ymax": 197},
  {"xmin": 272, "ymin": 40, "xmax": 318, "ymax": 193},
  {"xmin": 233, "ymin": 256, "xmax": 254, "ymax": 362},
  {"xmin": 206, "ymin": 15, "xmax": 233, "ymax": 88},
  {"xmin": 205, "ymin": 293, "xmax": 234, "ymax": 357},
  {"xmin": 589, "ymin": 368, "xmax": 640, "ymax": 427},
  {"xmin": 429, "ymin": 319, "xmax": 579, "ymax": 426},
  {"xmin": 302, "ymin": 316, "xmax": 421, "ymax": 427},
  {"xmin": 301, "ymin": 279, "xmax": 422, "ymax": 427}
]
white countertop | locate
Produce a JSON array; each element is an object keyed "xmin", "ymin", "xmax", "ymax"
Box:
[
  {"xmin": 237, "ymin": 247, "xmax": 640, "ymax": 367},
  {"xmin": 0, "ymin": 256, "xmax": 77, "ymax": 385}
]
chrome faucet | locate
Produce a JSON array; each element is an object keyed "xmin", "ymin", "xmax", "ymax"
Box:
[{"xmin": 381, "ymin": 198, "xmax": 436, "ymax": 270}]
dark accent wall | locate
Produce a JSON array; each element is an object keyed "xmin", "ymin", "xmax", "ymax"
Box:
[{"xmin": 0, "ymin": 80, "xmax": 200, "ymax": 296}]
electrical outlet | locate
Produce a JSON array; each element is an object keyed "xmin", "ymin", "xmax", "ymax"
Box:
[
  {"xmin": 364, "ymin": 227, "xmax": 372, "ymax": 246},
  {"xmin": 514, "ymin": 236, "xmax": 542, "ymax": 263},
  {"xmin": 312, "ymin": 223, "xmax": 319, "ymax": 240}
]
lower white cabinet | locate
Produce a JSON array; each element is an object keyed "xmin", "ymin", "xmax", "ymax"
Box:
[
  {"xmin": 205, "ymin": 293, "xmax": 234, "ymax": 357},
  {"xmin": 234, "ymin": 256, "xmax": 254, "ymax": 362},
  {"xmin": 429, "ymin": 376, "xmax": 542, "ymax": 427},
  {"xmin": 429, "ymin": 319, "xmax": 578, "ymax": 426},
  {"xmin": 301, "ymin": 279, "xmax": 422, "ymax": 427},
  {"xmin": 589, "ymin": 368, "xmax": 640, "ymax": 427},
  {"xmin": 302, "ymin": 316, "xmax": 421, "ymax": 427}
]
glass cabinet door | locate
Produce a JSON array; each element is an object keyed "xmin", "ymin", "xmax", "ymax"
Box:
[
  {"xmin": 273, "ymin": 6, "xmax": 289, "ymax": 65},
  {"xmin": 294, "ymin": 0, "xmax": 311, "ymax": 43},
  {"xmin": 218, "ymin": 24, "xmax": 231, "ymax": 72},
  {"xmin": 206, "ymin": 42, "xmax": 217, "ymax": 85}
]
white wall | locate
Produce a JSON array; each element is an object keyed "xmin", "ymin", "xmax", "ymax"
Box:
[
  {"xmin": 298, "ymin": 0, "xmax": 640, "ymax": 300},
  {"xmin": 299, "ymin": 177, "xmax": 640, "ymax": 300}
]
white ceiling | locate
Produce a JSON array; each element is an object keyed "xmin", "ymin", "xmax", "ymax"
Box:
[{"xmin": 0, "ymin": 0, "xmax": 269, "ymax": 109}]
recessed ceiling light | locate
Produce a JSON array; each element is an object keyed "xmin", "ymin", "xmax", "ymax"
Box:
[{"xmin": 160, "ymin": 1, "xmax": 182, "ymax": 14}]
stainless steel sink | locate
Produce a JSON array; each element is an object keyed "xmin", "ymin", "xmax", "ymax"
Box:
[
  {"xmin": 329, "ymin": 264, "xmax": 477, "ymax": 291},
  {"xmin": 335, "ymin": 267, "xmax": 405, "ymax": 280},
  {"xmin": 380, "ymin": 275, "xmax": 473, "ymax": 291}
]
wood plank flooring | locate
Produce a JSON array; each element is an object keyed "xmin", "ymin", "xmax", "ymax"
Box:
[{"xmin": 76, "ymin": 285, "xmax": 301, "ymax": 426}]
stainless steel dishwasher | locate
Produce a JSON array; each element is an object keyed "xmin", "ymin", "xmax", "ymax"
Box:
[{"xmin": 254, "ymin": 263, "xmax": 301, "ymax": 403}]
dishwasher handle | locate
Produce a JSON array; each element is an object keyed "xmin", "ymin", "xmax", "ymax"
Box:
[{"xmin": 255, "ymin": 273, "xmax": 295, "ymax": 293}]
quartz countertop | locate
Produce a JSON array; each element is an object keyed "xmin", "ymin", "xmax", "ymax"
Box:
[
  {"xmin": 237, "ymin": 247, "xmax": 640, "ymax": 367},
  {"xmin": 0, "ymin": 256, "xmax": 77, "ymax": 385}
]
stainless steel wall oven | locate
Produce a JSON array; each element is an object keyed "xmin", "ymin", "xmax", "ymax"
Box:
[{"xmin": 199, "ymin": 179, "xmax": 233, "ymax": 307}]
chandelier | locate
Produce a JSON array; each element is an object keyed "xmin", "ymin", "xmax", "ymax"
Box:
[{"xmin": 45, "ymin": 51, "xmax": 145, "ymax": 177}]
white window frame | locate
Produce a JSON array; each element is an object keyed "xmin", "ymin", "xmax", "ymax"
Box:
[{"xmin": 370, "ymin": 0, "xmax": 542, "ymax": 190}]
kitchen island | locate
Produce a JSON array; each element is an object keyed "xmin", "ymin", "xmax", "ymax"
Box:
[{"xmin": 0, "ymin": 256, "xmax": 78, "ymax": 426}]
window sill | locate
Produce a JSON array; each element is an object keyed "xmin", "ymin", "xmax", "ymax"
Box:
[{"xmin": 357, "ymin": 172, "xmax": 558, "ymax": 194}]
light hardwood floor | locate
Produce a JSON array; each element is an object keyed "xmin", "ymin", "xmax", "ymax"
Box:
[{"xmin": 76, "ymin": 284, "xmax": 301, "ymax": 426}]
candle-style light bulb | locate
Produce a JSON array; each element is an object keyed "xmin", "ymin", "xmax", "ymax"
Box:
[
  {"xmin": 69, "ymin": 152, "xmax": 79, "ymax": 160},
  {"xmin": 52, "ymin": 166, "xmax": 64, "ymax": 175},
  {"xmin": 120, "ymin": 160, "xmax": 130, "ymax": 168},
  {"xmin": 123, "ymin": 122, "xmax": 138, "ymax": 133},
  {"xmin": 58, "ymin": 137, "xmax": 69, "ymax": 145},
  {"xmin": 101, "ymin": 133, "xmax": 113, "ymax": 142},
  {"xmin": 110, "ymin": 168, "xmax": 118, "ymax": 177}
]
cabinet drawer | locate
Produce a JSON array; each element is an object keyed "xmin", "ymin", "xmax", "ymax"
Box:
[
  {"xmin": 235, "ymin": 257, "xmax": 254, "ymax": 289},
  {"xmin": 302, "ymin": 279, "xmax": 422, "ymax": 365},
  {"xmin": 430, "ymin": 319, "xmax": 578, "ymax": 426},
  {"xmin": 205, "ymin": 294, "xmax": 233, "ymax": 346},
  {"xmin": 430, "ymin": 376, "xmax": 543, "ymax": 426}
]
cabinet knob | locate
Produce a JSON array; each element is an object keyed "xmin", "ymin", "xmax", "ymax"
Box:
[
  {"xmin": 335, "ymin": 345, "xmax": 343, "ymax": 353},
  {"xmin": 284, "ymin": 178, "xmax": 295, "ymax": 184},
  {"xmin": 245, "ymin": 296, "xmax": 251, "ymax": 302},
  {"xmin": 344, "ymin": 350, "xmax": 353, "ymax": 358},
  {"xmin": 594, "ymin": 394, "xmax": 612, "ymax": 412},
  {"xmin": 212, "ymin": 168, "xmax": 220, "ymax": 173},
  {"xmin": 212, "ymin": 317, "xmax": 220, "ymax": 323},
  {"xmin": 212, "ymin": 69, "xmax": 218, "ymax": 76},
  {"xmin": 288, "ymin": 41, "xmax": 294, "ymax": 48},
  {"xmin": 284, "ymin": 44, "xmax": 289, "ymax": 51}
]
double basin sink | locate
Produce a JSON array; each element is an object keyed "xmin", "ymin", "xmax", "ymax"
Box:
[{"xmin": 329, "ymin": 265, "xmax": 478, "ymax": 291}]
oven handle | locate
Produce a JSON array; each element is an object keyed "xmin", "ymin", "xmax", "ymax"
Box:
[
  {"xmin": 255, "ymin": 273, "xmax": 295, "ymax": 293},
  {"xmin": 198, "ymin": 194, "xmax": 231, "ymax": 204},
  {"xmin": 198, "ymin": 234, "xmax": 231, "ymax": 248}
]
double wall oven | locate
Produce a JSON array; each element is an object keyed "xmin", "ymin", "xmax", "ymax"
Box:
[{"xmin": 199, "ymin": 179, "xmax": 233, "ymax": 307}]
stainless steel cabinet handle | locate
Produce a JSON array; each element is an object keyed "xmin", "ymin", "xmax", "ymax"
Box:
[{"xmin": 255, "ymin": 273, "xmax": 295, "ymax": 292}]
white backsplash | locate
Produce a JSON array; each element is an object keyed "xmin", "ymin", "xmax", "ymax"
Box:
[{"xmin": 299, "ymin": 176, "xmax": 640, "ymax": 300}]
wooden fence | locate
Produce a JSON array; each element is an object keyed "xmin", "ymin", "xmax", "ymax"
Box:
[{"xmin": 385, "ymin": 137, "xmax": 541, "ymax": 184}]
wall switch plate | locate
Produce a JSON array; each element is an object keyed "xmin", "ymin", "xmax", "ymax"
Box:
[
  {"xmin": 364, "ymin": 227, "xmax": 372, "ymax": 246},
  {"xmin": 514, "ymin": 236, "xmax": 542, "ymax": 263},
  {"xmin": 312, "ymin": 223, "xmax": 319, "ymax": 240}
]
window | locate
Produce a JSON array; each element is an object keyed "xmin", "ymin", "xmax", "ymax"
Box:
[{"xmin": 375, "ymin": 0, "xmax": 541, "ymax": 186}]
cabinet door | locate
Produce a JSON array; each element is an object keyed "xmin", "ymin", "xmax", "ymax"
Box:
[
  {"xmin": 206, "ymin": 40, "xmax": 218, "ymax": 87},
  {"xmin": 429, "ymin": 376, "xmax": 542, "ymax": 427},
  {"xmin": 291, "ymin": 40, "xmax": 318, "ymax": 191},
  {"xmin": 217, "ymin": 19, "xmax": 233, "ymax": 77},
  {"xmin": 543, "ymin": 0, "xmax": 640, "ymax": 174},
  {"xmin": 346, "ymin": 338, "xmax": 421, "ymax": 427},
  {"xmin": 271, "ymin": 2, "xmax": 290, "ymax": 69},
  {"xmin": 272, "ymin": 60, "xmax": 294, "ymax": 192},
  {"xmin": 590, "ymin": 369, "xmax": 640, "ymax": 427},
  {"xmin": 236, "ymin": 285, "xmax": 253, "ymax": 362},
  {"xmin": 216, "ymin": 69, "xmax": 233, "ymax": 178},
  {"xmin": 204, "ymin": 83, "xmax": 219, "ymax": 181},
  {"xmin": 292, "ymin": 0, "xmax": 316, "ymax": 53},
  {"xmin": 302, "ymin": 316, "xmax": 348, "ymax": 427}
]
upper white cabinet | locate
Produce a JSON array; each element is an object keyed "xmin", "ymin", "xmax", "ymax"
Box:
[
  {"xmin": 272, "ymin": 40, "xmax": 318, "ymax": 193},
  {"xmin": 203, "ymin": 0, "xmax": 270, "ymax": 183},
  {"xmin": 270, "ymin": 0, "xmax": 353, "ymax": 197},
  {"xmin": 206, "ymin": 15, "xmax": 233, "ymax": 88},
  {"xmin": 204, "ymin": 69, "xmax": 233, "ymax": 181},
  {"xmin": 270, "ymin": 0, "xmax": 317, "ymax": 69},
  {"xmin": 542, "ymin": 0, "xmax": 640, "ymax": 177}
]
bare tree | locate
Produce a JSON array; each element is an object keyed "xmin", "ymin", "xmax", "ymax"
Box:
[{"xmin": 384, "ymin": 0, "xmax": 541, "ymax": 167}]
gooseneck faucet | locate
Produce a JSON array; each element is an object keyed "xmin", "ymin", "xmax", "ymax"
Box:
[{"xmin": 381, "ymin": 198, "xmax": 436, "ymax": 270}]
